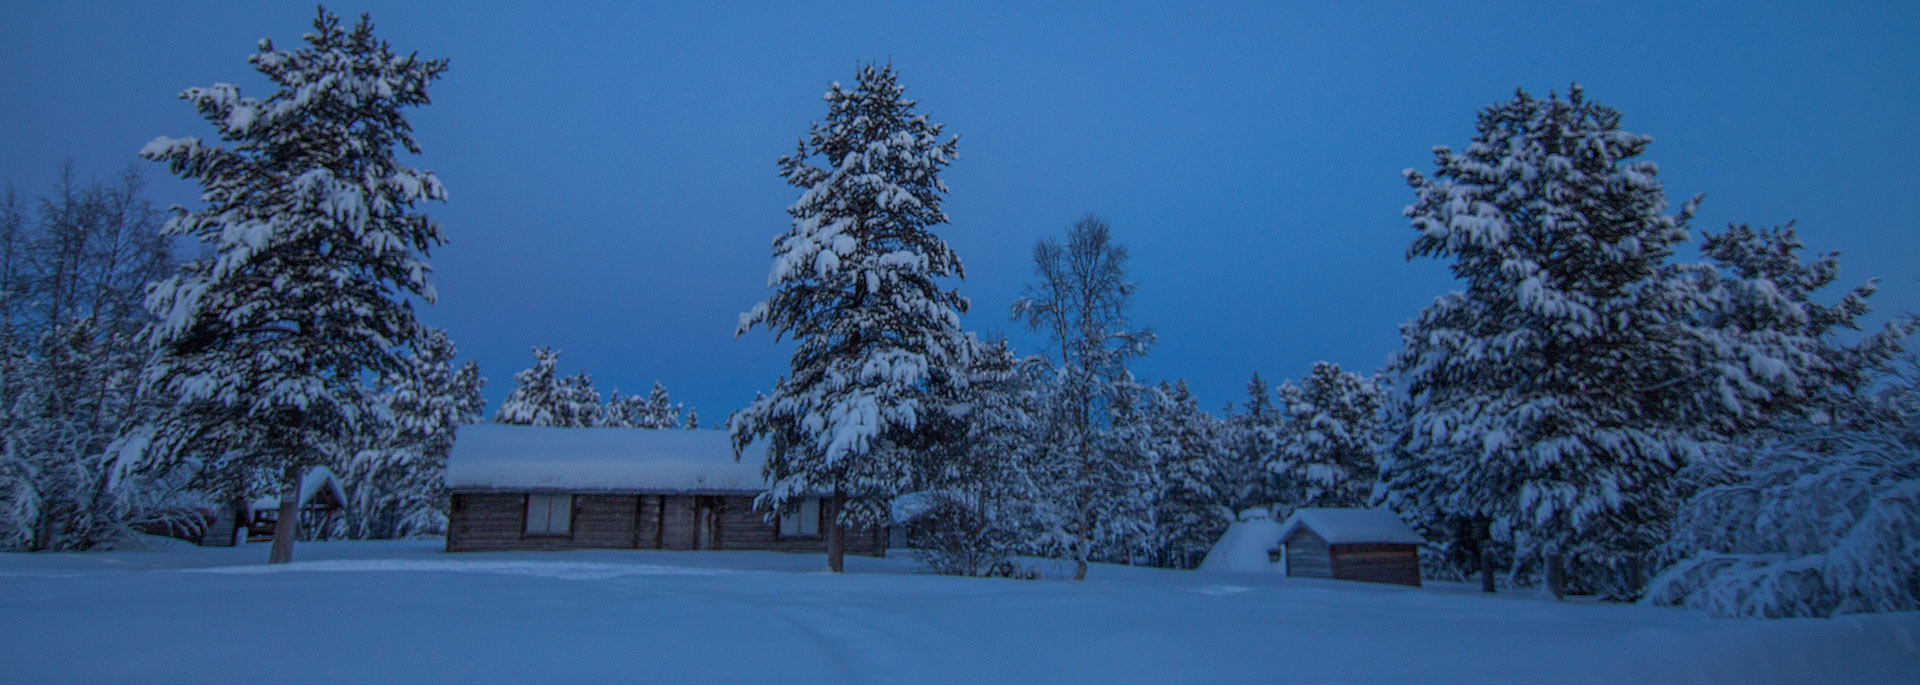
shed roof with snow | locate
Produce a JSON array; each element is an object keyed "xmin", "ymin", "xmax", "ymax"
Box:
[
  {"xmin": 444, "ymin": 425, "xmax": 770, "ymax": 493},
  {"xmin": 1276, "ymin": 508, "xmax": 1425, "ymax": 546},
  {"xmin": 247, "ymin": 466, "xmax": 347, "ymax": 513}
]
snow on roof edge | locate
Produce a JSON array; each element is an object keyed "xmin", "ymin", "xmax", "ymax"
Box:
[
  {"xmin": 1276, "ymin": 508, "xmax": 1425, "ymax": 545},
  {"xmin": 248, "ymin": 466, "xmax": 346, "ymax": 512},
  {"xmin": 444, "ymin": 425, "xmax": 771, "ymax": 493}
]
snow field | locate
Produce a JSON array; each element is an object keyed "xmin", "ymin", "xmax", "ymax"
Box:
[{"xmin": 2, "ymin": 539, "xmax": 1915, "ymax": 683}]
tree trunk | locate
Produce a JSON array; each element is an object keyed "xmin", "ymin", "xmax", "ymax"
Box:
[
  {"xmin": 1072, "ymin": 500, "xmax": 1092, "ymax": 581},
  {"xmin": 267, "ymin": 466, "xmax": 303, "ymax": 564},
  {"xmin": 1071, "ymin": 431, "xmax": 1092, "ymax": 582},
  {"xmin": 1545, "ymin": 549, "xmax": 1566, "ymax": 600},
  {"xmin": 1477, "ymin": 519, "xmax": 1496, "ymax": 594},
  {"xmin": 31, "ymin": 505, "xmax": 53, "ymax": 552},
  {"xmin": 825, "ymin": 492, "xmax": 845, "ymax": 573}
]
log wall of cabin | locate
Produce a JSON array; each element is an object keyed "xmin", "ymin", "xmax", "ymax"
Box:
[
  {"xmin": 447, "ymin": 493, "xmax": 637, "ymax": 552},
  {"xmin": 633, "ymin": 495, "xmax": 663, "ymax": 549},
  {"xmin": 1284, "ymin": 529, "xmax": 1333, "ymax": 578},
  {"xmin": 709, "ymin": 496, "xmax": 887, "ymax": 556},
  {"xmin": 1329, "ymin": 543, "xmax": 1422, "ymax": 587},
  {"xmin": 447, "ymin": 493, "xmax": 521, "ymax": 551},
  {"xmin": 447, "ymin": 491, "xmax": 887, "ymax": 556},
  {"xmin": 659, "ymin": 495, "xmax": 695, "ymax": 551}
]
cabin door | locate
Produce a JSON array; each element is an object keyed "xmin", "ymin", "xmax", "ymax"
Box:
[{"xmin": 694, "ymin": 497, "xmax": 720, "ymax": 550}]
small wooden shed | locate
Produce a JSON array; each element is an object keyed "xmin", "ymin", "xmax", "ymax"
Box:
[
  {"xmin": 443, "ymin": 425, "xmax": 886, "ymax": 556},
  {"xmin": 195, "ymin": 466, "xmax": 348, "ymax": 546},
  {"xmin": 1275, "ymin": 508, "xmax": 1425, "ymax": 587}
]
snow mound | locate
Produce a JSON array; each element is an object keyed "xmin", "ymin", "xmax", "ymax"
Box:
[
  {"xmin": 1198, "ymin": 520, "xmax": 1285, "ymax": 573},
  {"xmin": 446, "ymin": 425, "xmax": 769, "ymax": 492},
  {"xmin": 889, "ymin": 490, "xmax": 952, "ymax": 524},
  {"xmin": 1277, "ymin": 508, "xmax": 1425, "ymax": 545}
]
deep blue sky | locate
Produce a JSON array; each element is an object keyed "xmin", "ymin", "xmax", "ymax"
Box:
[{"xmin": 3, "ymin": 1, "xmax": 1916, "ymax": 419}]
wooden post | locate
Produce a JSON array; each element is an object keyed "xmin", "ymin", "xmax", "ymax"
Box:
[
  {"xmin": 654, "ymin": 495, "xmax": 665, "ymax": 549},
  {"xmin": 630, "ymin": 495, "xmax": 644, "ymax": 549},
  {"xmin": 267, "ymin": 466, "xmax": 304, "ymax": 564},
  {"xmin": 444, "ymin": 494, "xmax": 460, "ymax": 552}
]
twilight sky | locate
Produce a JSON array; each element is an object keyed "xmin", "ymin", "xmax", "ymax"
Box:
[{"xmin": 3, "ymin": 1, "xmax": 1916, "ymax": 419}]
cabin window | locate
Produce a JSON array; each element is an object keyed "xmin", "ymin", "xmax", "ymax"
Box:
[
  {"xmin": 524, "ymin": 494, "xmax": 573, "ymax": 536},
  {"xmin": 778, "ymin": 497, "xmax": 821, "ymax": 538}
]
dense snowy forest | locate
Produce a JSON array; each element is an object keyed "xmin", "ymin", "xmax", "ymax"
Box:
[
  {"xmin": 491, "ymin": 346, "xmax": 695, "ymax": 430},
  {"xmin": 2, "ymin": 8, "xmax": 1915, "ymax": 620}
]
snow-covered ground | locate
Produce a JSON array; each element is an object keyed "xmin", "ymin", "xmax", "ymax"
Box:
[{"xmin": 2, "ymin": 539, "xmax": 1915, "ymax": 683}]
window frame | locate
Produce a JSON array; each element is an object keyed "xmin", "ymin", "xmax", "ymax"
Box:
[
  {"xmin": 523, "ymin": 493, "xmax": 574, "ymax": 537},
  {"xmin": 776, "ymin": 497, "xmax": 822, "ymax": 540}
]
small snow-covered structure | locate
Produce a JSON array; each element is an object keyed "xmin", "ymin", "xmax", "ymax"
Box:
[
  {"xmin": 195, "ymin": 466, "xmax": 348, "ymax": 546},
  {"xmin": 1275, "ymin": 508, "xmax": 1424, "ymax": 587},
  {"xmin": 443, "ymin": 425, "xmax": 886, "ymax": 555},
  {"xmin": 1198, "ymin": 519, "xmax": 1287, "ymax": 574}
]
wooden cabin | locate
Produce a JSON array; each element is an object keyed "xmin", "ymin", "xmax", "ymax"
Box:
[
  {"xmin": 1274, "ymin": 508, "xmax": 1425, "ymax": 587},
  {"xmin": 194, "ymin": 466, "xmax": 348, "ymax": 546},
  {"xmin": 443, "ymin": 425, "xmax": 886, "ymax": 555}
]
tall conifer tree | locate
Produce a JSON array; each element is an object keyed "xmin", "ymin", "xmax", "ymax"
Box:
[
  {"xmin": 1382, "ymin": 86, "xmax": 1702, "ymax": 597},
  {"xmin": 731, "ymin": 65, "xmax": 968, "ymax": 573},
  {"xmin": 138, "ymin": 8, "xmax": 448, "ymax": 563}
]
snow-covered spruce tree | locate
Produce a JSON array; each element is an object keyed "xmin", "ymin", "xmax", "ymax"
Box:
[
  {"xmin": 137, "ymin": 8, "xmax": 448, "ymax": 564},
  {"xmin": 1219, "ymin": 372, "xmax": 1283, "ymax": 517},
  {"xmin": 643, "ymin": 381, "xmax": 681, "ymax": 429},
  {"xmin": 1679, "ymin": 222, "xmax": 1914, "ymax": 442},
  {"xmin": 684, "ymin": 407, "xmax": 698, "ymax": 430},
  {"xmin": 1012, "ymin": 214, "xmax": 1155, "ymax": 580},
  {"xmin": 1276, "ymin": 362, "xmax": 1385, "ymax": 508},
  {"xmin": 599, "ymin": 381, "xmax": 678, "ymax": 428},
  {"xmin": 1638, "ymin": 229, "xmax": 1915, "ymax": 616},
  {"xmin": 600, "ymin": 389, "xmax": 641, "ymax": 427},
  {"xmin": 1242, "ymin": 373, "xmax": 1276, "ymax": 421},
  {"xmin": 1646, "ymin": 386, "xmax": 1920, "ymax": 617},
  {"xmin": 1095, "ymin": 378, "xmax": 1166, "ymax": 564},
  {"xmin": 0, "ymin": 190, "xmax": 25, "ymax": 549},
  {"xmin": 900, "ymin": 336, "xmax": 1041, "ymax": 577},
  {"xmin": 0, "ymin": 437, "xmax": 33, "ymax": 550},
  {"xmin": 343, "ymin": 328, "xmax": 483, "ymax": 539},
  {"xmin": 557, "ymin": 370, "xmax": 601, "ymax": 428},
  {"xmin": 1152, "ymin": 378, "xmax": 1230, "ymax": 568},
  {"xmin": 493, "ymin": 347, "xmax": 564, "ymax": 426},
  {"xmin": 731, "ymin": 64, "xmax": 968, "ymax": 573},
  {"xmin": 1380, "ymin": 86, "xmax": 1703, "ymax": 598}
]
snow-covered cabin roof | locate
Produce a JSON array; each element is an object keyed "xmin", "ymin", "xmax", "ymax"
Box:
[
  {"xmin": 444, "ymin": 425, "xmax": 769, "ymax": 493},
  {"xmin": 1276, "ymin": 508, "xmax": 1425, "ymax": 545},
  {"xmin": 248, "ymin": 466, "xmax": 347, "ymax": 512}
]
